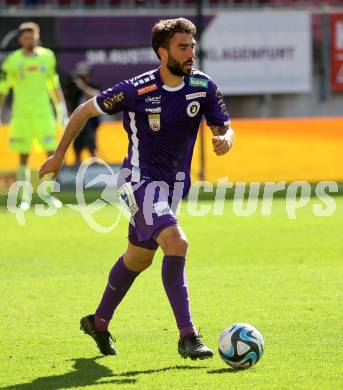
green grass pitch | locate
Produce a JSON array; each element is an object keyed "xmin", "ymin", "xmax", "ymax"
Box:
[{"xmin": 0, "ymin": 197, "xmax": 342, "ymax": 390}]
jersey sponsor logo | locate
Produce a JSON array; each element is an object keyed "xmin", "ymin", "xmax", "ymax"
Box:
[
  {"xmin": 186, "ymin": 92, "xmax": 207, "ymax": 100},
  {"xmin": 137, "ymin": 83, "xmax": 157, "ymax": 95},
  {"xmin": 215, "ymin": 87, "xmax": 228, "ymax": 115},
  {"xmin": 103, "ymin": 91, "xmax": 125, "ymax": 109},
  {"xmin": 27, "ymin": 66, "xmax": 39, "ymax": 72},
  {"xmin": 186, "ymin": 101, "xmax": 200, "ymax": 117},
  {"xmin": 145, "ymin": 95, "xmax": 161, "ymax": 105},
  {"xmin": 116, "ymin": 182, "xmax": 138, "ymax": 216},
  {"xmin": 39, "ymin": 65, "xmax": 47, "ymax": 73},
  {"xmin": 154, "ymin": 201, "xmax": 173, "ymax": 217},
  {"xmin": 148, "ymin": 114, "xmax": 161, "ymax": 131},
  {"xmin": 145, "ymin": 107, "xmax": 161, "ymax": 113},
  {"xmin": 133, "ymin": 73, "xmax": 155, "ymax": 87},
  {"xmin": 189, "ymin": 77, "xmax": 209, "ymax": 88}
]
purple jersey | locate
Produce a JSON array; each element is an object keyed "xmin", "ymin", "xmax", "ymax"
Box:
[{"xmin": 93, "ymin": 68, "xmax": 229, "ymax": 193}]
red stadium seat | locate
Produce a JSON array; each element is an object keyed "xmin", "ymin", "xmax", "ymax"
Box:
[{"xmin": 6, "ymin": 0, "xmax": 21, "ymax": 4}]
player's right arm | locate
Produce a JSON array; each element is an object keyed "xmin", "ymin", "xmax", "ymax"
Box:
[
  {"xmin": 0, "ymin": 94, "xmax": 6, "ymax": 119},
  {"xmin": 0, "ymin": 55, "xmax": 13, "ymax": 120},
  {"xmin": 39, "ymin": 99, "xmax": 100, "ymax": 179}
]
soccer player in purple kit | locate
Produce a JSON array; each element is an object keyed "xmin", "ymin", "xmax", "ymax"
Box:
[{"xmin": 39, "ymin": 18, "xmax": 234, "ymax": 360}]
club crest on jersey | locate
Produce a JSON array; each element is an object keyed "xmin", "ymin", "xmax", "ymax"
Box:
[
  {"xmin": 189, "ymin": 77, "xmax": 209, "ymax": 88},
  {"xmin": 186, "ymin": 101, "xmax": 200, "ymax": 117},
  {"xmin": 137, "ymin": 83, "xmax": 158, "ymax": 95},
  {"xmin": 148, "ymin": 114, "xmax": 161, "ymax": 131}
]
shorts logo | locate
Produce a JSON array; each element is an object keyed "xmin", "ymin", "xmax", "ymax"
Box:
[
  {"xmin": 103, "ymin": 91, "xmax": 125, "ymax": 109},
  {"xmin": 116, "ymin": 182, "xmax": 138, "ymax": 216},
  {"xmin": 137, "ymin": 83, "xmax": 158, "ymax": 95},
  {"xmin": 186, "ymin": 92, "xmax": 206, "ymax": 100},
  {"xmin": 189, "ymin": 77, "xmax": 209, "ymax": 88},
  {"xmin": 154, "ymin": 201, "xmax": 173, "ymax": 217},
  {"xmin": 43, "ymin": 136, "xmax": 55, "ymax": 144},
  {"xmin": 148, "ymin": 114, "xmax": 161, "ymax": 131},
  {"xmin": 186, "ymin": 101, "xmax": 200, "ymax": 117}
]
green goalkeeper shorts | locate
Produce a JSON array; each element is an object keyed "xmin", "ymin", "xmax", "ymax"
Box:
[{"xmin": 9, "ymin": 113, "xmax": 57, "ymax": 154}]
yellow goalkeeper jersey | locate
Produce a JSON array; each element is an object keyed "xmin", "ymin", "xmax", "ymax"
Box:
[{"xmin": 0, "ymin": 46, "xmax": 60, "ymax": 116}]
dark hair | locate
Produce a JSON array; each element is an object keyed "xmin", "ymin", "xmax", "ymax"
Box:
[
  {"xmin": 152, "ymin": 18, "xmax": 196, "ymax": 60},
  {"xmin": 17, "ymin": 22, "xmax": 40, "ymax": 37}
]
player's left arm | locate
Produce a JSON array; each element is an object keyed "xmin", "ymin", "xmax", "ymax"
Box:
[
  {"xmin": 209, "ymin": 124, "xmax": 234, "ymax": 156},
  {"xmin": 46, "ymin": 51, "xmax": 68, "ymax": 126},
  {"xmin": 203, "ymin": 79, "xmax": 234, "ymax": 156}
]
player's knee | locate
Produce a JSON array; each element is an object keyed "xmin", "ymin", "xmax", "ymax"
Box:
[
  {"xmin": 123, "ymin": 253, "xmax": 154, "ymax": 273},
  {"xmin": 136, "ymin": 256, "xmax": 154, "ymax": 271},
  {"xmin": 171, "ymin": 237, "xmax": 188, "ymax": 256},
  {"xmin": 158, "ymin": 231, "xmax": 189, "ymax": 256}
]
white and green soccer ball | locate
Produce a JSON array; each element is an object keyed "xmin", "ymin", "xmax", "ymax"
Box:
[{"xmin": 218, "ymin": 323, "xmax": 264, "ymax": 369}]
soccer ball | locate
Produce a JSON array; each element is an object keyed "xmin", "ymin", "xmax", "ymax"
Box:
[{"xmin": 218, "ymin": 323, "xmax": 264, "ymax": 369}]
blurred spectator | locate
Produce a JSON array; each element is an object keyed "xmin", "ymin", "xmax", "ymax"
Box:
[{"xmin": 64, "ymin": 63, "xmax": 100, "ymax": 165}]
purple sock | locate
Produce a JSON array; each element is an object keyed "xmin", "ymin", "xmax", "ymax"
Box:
[
  {"xmin": 95, "ymin": 256, "xmax": 140, "ymax": 331},
  {"xmin": 162, "ymin": 256, "xmax": 197, "ymax": 339}
]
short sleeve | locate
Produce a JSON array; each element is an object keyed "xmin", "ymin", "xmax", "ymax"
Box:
[
  {"xmin": 93, "ymin": 81, "xmax": 135, "ymax": 115},
  {"xmin": 0, "ymin": 56, "xmax": 13, "ymax": 95},
  {"xmin": 202, "ymin": 79, "xmax": 230, "ymax": 127}
]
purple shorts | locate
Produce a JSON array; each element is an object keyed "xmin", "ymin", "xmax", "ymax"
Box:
[{"xmin": 116, "ymin": 179, "xmax": 179, "ymax": 250}]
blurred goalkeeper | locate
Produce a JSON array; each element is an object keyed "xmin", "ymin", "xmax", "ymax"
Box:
[{"xmin": 0, "ymin": 22, "xmax": 68, "ymax": 210}]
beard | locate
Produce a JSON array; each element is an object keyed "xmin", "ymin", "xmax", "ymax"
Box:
[{"xmin": 167, "ymin": 54, "xmax": 192, "ymax": 76}]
